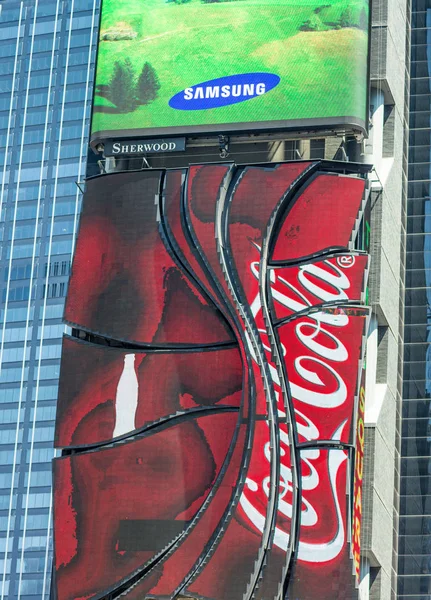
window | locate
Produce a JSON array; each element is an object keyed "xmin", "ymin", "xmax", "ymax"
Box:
[
  {"xmin": 18, "ymin": 184, "xmax": 44, "ymax": 202},
  {"xmin": 47, "ymin": 239, "xmax": 73, "ymax": 255},
  {"xmin": 31, "ymin": 385, "xmax": 58, "ymax": 400},
  {"xmin": 3, "ymin": 285, "xmax": 30, "ymax": 303},
  {"xmin": 0, "ymin": 8, "xmax": 21, "ymax": 22},
  {"xmin": 33, "ymin": 20, "xmax": 56, "ymax": 36},
  {"xmin": 26, "ymin": 492, "xmax": 51, "ymax": 509},
  {"xmin": 0, "ymin": 427, "xmax": 23, "ymax": 444},
  {"xmin": 44, "ymin": 261, "xmax": 70, "ymax": 277},
  {"xmin": 0, "ymin": 79, "xmax": 13, "ymax": 94},
  {"xmin": 7, "ymin": 243, "xmax": 40, "ymax": 259},
  {"xmin": 27, "ymin": 448, "xmax": 54, "ymax": 464},
  {"xmin": 0, "ymin": 537, "xmax": 14, "ymax": 553},
  {"xmin": 30, "ymin": 425, "xmax": 54, "ymax": 440},
  {"xmin": 0, "ymin": 94, "xmax": 15, "ymax": 111},
  {"xmin": 8, "ymin": 224, "xmax": 38, "ymax": 240},
  {"xmin": 1, "ymin": 42, "xmax": 21, "ymax": 58},
  {"xmin": 0, "ymin": 60, "xmax": 16, "ymax": 76},
  {"xmin": 29, "ymin": 73, "xmax": 50, "ymax": 90},
  {"xmin": 52, "ymin": 200, "xmax": 78, "ymax": 216},
  {"xmin": 18, "ymin": 536, "xmax": 47, "ymax": 551},
  {"xmin": 35, "ymin": 344, "xmax": 61, "ymax": 360},
  {"xmin": 27, "ymin": 92, "xmax": 49, "ymax": 108},
  {"xmin": 63, "ymin": 105, "xmax": 84, "ymax": 121},
  {"xmin": 310, "ymin": 138, "xmax": 325, "ymax": 159},
  {"xmin": 1, "ymin": 305, "xmax": 34, "ymax": 322},
  {"xmin": 0, "ymin": 558, "xmax": 11, "ymax": 573},
  {"xmin": 57, "ymin": 123, "xmax": 82, "ymax": 140},
  {"xmin": 37, "ymin": 3, "xmax": 57, "ymax": 16},
  {"xmin": 0, "ymin": 408, "xmax": 20, "ymax": 423},
  {"xmin": 61, "ymin": 142, "xmax": 82, "ymax": 159},
  {"xmin": 23, "ymin": 109, "xmax": 49, "ymax": 127},
  {"xmin": 27, "ymin": 469, "xmax": 51, "ymax": 488},
  {"xmin": 69, "ymin": 32, "xmax": 91, "ymax": 48},
  {"xmin": 51, "ymin": 181, "xmax": 77, "ymax": 197},
  {"xmin": 0, "ymin": 450, "xmax": 18, "ymax": 465},
  {"xmin": 33, "ymin": 36, "xmax": 57, "ymax": 53},
  {"xmin": 1, "ymin": 346, "xmax": 30, "ymax": 363},
  {"xmin": 42, "ymin": 282, "xmax": 67, "ymax": 299},
  {"xmin": 56, "ymin": 162, "xmax": 79, "ymax": 179},
  {"xmin": 4, "ymin": 264, "xmax": 33, "ymax": 280},
  {"xmin": 53, "ymin": 220, "xmax": 74, "ymax": 236},
  {"xmin": 16, "ymin": 556, "xmax": 46, "ymax": 574},
  {"xmin": 74, "ymin": 0, "xmax": 96, "ymax": 9},
  {"xmin": 22, "ymin": 146, "xmax": 44, "ymax": 164},
  {"xmin": 17, "ymin": 204, "xmax": 38, "ymax": 220},
  {"xmin": 38, "ymin": 365, "xmax": 60, "ymax": 381},
  {"xmin": 0, "ymin": 366, "xmax": 29, "ymax": 383},
  {"xmin": 16, "ymin": 166, "xmax": 47, "ymax": 183},
  {"xmin": 0, "ymin": 516, "xmax": 15, "ymax": 531},
  {"xmin": 0, "ymin": 25, "xmax": 19, "ymax": 41},
  {"xmin": 0, "ymin": 473, "xmax": 12, "ymax": 489},
  {"xmin": 31, "ymin": 405, "xmax": 56, "ymax": 422},
  {"xmin": 0, "ymin": 113, "xmax": 13, "ymax": 130},
  {"xmin": 40, "ymin": 304, "xmax": 63, "ymax": 320},
  {"xmin": 29, "ymin": 56, "xmax": 52, "ymax": 72},
  {"xmin": 68, "ymin": 51, "xmax": 89, "ymax": 67},
  {"xmin": 71, "ymin": 15, "xmax": 93, "ymax": 30},
  {"xmin": 24, "ymin": 129, "xmax": 48, "ymax": 145},
  {"xmin": 0, "ymin": 388, "xmax": 22, "ymax": 404},
  {"xmin": 24, "ymin": 514, "xmax": 50, "ymax": 532},
  {"xmin": 3, "ymin": 327, "xmax": 33, "ymax": 343}
]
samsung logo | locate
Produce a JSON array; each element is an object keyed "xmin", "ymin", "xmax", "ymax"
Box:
[{"xmin": 169, "ymin": 73, "xmax": 280, "ymax": 111}]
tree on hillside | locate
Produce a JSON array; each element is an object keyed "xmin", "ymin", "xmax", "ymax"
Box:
[
  {"xmin": 109, "ymin": 58, "xmax": 137, "ymax": 112},
  {"xmin": 300, "ymin": 13, "xmax": 324, "ymax": 31},
  {"xmin": 339, "ymin": 6, "xmax": 355, "ymax": 27},
  {"xmin": 136, "ymin": 62, "xmax": 161, "ymax": 105},
  {"xmin": 314, "ymin": 5, "xmax": 330, "ymax": 13}
]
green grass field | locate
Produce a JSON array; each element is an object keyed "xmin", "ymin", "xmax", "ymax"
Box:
[{"xmin": 91, "ymin": 0, "xmax": 369, "ymax": 135}]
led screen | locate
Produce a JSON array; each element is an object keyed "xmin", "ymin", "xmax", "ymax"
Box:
[
  {"xmin": 64, "ymin": 170, "xmax": 234, "ymax": 345},
  {"xmin": 55, "ymin": 336, "xmax": 242, "ymax": 448},
  {"xmin": 53, "ymin": 161, "xmax": 371, "ymax": 600},
  {"xmin": 90, "ymin": 0, "xmax": 369, "ymax": 143}
]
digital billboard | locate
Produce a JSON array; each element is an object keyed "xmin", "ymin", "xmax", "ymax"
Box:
[
  {"xmin": 90, "ymin": 0, "xmax": 370, "ymax": 144},
  {"xmin": 53, "ymin": 161, "xmax": 371, "ymax": 600}
]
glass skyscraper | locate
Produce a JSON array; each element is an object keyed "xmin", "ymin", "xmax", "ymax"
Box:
[
  {"xmin": 401, "ymin": 0, "xmax": 431, "ymax": 597},
  {"xmin": 0, "ymin": 1, "xmax": 99, "ymax": 597}
]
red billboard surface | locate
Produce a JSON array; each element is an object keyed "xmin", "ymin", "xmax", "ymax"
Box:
[{"xmin": 53, "ymin": 161, "xmax": 370, "ymax": 600}]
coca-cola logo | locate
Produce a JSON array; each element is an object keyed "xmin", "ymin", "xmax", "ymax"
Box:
[{"xmin": 239, "ymin": 247, "xmax": 367, "ymax": 563}]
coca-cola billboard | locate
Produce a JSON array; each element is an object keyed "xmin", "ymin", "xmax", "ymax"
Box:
[{"xmin": 52, "ymin": 161, "xmax": 370, "ymax": 600}]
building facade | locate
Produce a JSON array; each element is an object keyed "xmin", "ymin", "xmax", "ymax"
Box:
[
  {"xmin": 0, "ymin": 0, "xmax": 415, "ymax": 598},
  {"xmin": 399, "ymin": 0, "xmax": 431, "ymax": 597},
  {"xmin": 0, "ymin": 1, "xmax": 99, "ymax": 598}
]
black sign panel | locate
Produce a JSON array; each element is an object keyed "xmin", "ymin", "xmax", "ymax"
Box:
[{"xmin": 104, "ymin": 138, "xmax": 186, "ymax": 156}]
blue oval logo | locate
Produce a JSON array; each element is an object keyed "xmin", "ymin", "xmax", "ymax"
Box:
[{"xmin": 169, "ymin": 73, "xmax": 280, "ymax": 111}]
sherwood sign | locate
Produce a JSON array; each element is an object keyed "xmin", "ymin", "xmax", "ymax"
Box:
[{"xmin": 104, "ymin": 138, "xmax": 186, "ymax": 156}]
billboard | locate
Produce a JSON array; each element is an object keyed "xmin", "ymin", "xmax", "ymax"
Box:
[
  {"xmin": 53, "ymin": 161, "xmax": 371, "ymax": 600},
  {"xmin": 90, "ymin": 0, "xmax": 370, "ymax": 144}
]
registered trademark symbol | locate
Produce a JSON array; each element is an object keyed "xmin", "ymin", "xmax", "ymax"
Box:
[{"xmin": 336, "ymin": 255, "xmax": 356, "ymax": 269}]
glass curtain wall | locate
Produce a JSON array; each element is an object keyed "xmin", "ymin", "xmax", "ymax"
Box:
[
  {"xmin": 0, "ymin": 1, "xmax": 99, "ymax": 598},
  {"xmin": 401, "ymin": 1, "xmax": 431, "ymax": 597}
]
